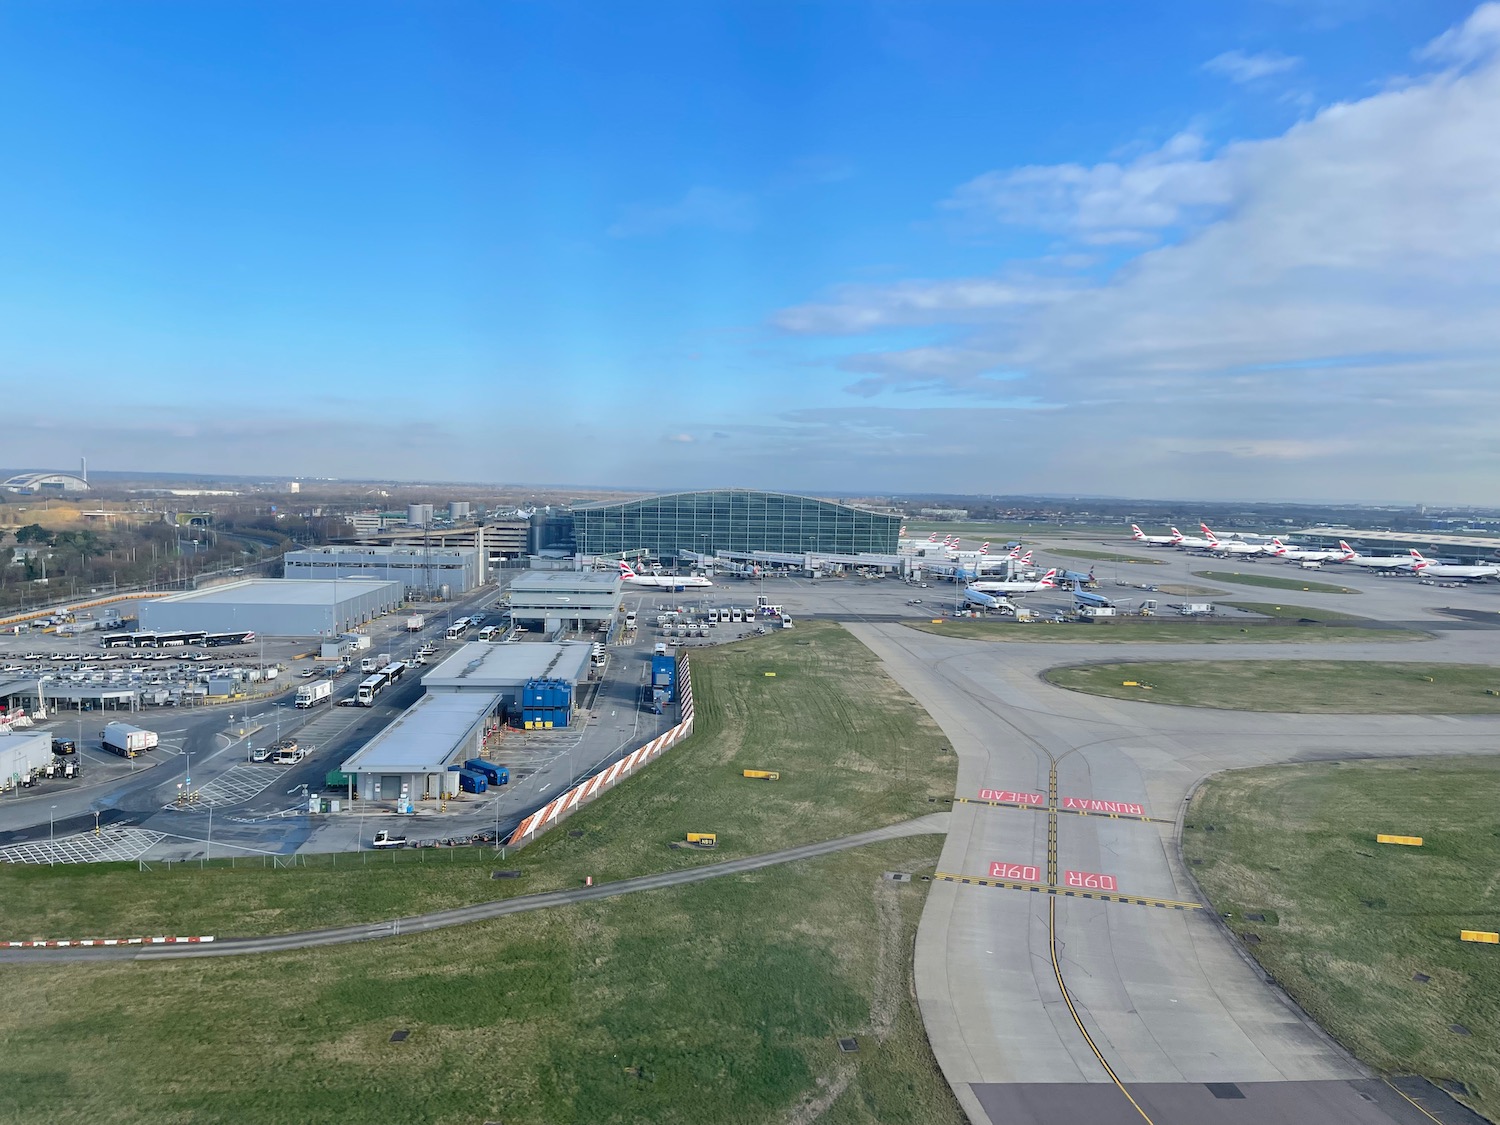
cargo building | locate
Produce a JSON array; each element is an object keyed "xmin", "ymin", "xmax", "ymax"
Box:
[
  {"xmin": 507, "ymin": 571, "xmax": 622, "ymax": 631},
  {"xmin": 283, "ymin": 545, "xmax": 482, "ymax": 596},
  {"xmin": 139, "ymin": 578, "xmax": 403, "ymax": 638}
]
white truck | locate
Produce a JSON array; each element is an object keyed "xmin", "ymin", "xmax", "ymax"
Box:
[
  {"xmin": 295, "ymin": 680, "xmax": 333, "ymax": 709},
  {"xmin": 102, "ymin": 721, "xmax": 158, "ymax": 758},
  {"xmin": 406, "ymin": 614, "xmax": 426, "ymax": 632}
]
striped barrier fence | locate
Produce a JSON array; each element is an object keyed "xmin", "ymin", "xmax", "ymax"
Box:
[
  {"xmin": 5, "ymin": 936, "xmax": 215, "ymax": 948},
  {"xmin": 508, "ymin": 656, "xmax": 694, "ymax": 847}
]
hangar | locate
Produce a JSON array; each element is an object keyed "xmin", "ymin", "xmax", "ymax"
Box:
[
  {"xmin": 283, "ymin": 545, "xmax": 482, "ymax": 596},
  {"xmin": 3, "ymin": 471, "xmax": 90, "ymax": 494},
  {"xmin": 139, "ymin": 578, "xmax": 402, "ymax": 638}
]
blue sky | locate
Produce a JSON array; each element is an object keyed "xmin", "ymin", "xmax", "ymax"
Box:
[{"xmin": 3, "ymin": 0, "xmax": 1496, "ymax": 502}]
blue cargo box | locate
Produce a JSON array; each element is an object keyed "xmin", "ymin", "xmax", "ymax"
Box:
[
  {"xmin": 463, "ymin": 759, "xmax": 510, "ymax": 785},
  {"xmin": 456, "ymin": 768, "xmax": 488, "ymax": 794}
]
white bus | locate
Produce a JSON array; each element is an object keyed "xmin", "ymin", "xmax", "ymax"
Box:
[
  {"xmin": 446, "ymin": 620, "xmax": 469, "ymax": 641},
  {"xmin": 478, "ymin": 625, "xmax": 499, "ymax": 642},
  {"xmin": 780, "ymin": 614, "xmax": 794, "ymax": 629},
  {"xmin": 356, "ymin": 672, "xmax": 389, "ymax": 706}
]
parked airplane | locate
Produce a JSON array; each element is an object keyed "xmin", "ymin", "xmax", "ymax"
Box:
[
  {"xmin": 618, "ymin": 561, "xmax": 714, "ymax": 589},
  {"xmin": 1409, "ymin": 550, "xmax": 1500, "ymax": 580},
  {"xmin": 1130, "ymin": 524, "xmax": 1178, "ymax": 547},
  {"xmin": 1169, "ymin": 526, "xmax": 1216, "ymax": 550},
  {"xmin": 1068, "ymin": 581, "xmax": 1114, "ymax": 608},
  {"xmin": 1268, "ymin": 538, "xmax": 1347, "ymax": 564},
  {"xmin": 1201, "ymin": 524, "xmax": 1269, "ymax": 557},
  {"xmin": 969, "ymin": 568, "xmax": 1058, "ymax": 595},
  {"xmin": 1337, "ymin": 541, "xmax": 1416, "ymax": 571}
]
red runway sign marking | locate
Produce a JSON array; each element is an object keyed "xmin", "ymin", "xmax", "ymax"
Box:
[
  {"xmin": 1064, "ymin": 869, "xmax": 1118, "ymax": 892},
  {"xmin": 978, "ymin": 790, "xmax": 1045, "ymax": 805},
  {"xmin": 1062, "ymin": 797, "xmax": 1145, "ymax": 817},
  {"xmin": 990, "ymin": 861, "xmax": 1041, "ymax": 882}
]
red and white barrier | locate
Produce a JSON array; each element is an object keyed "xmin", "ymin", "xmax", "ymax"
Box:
[
  {"xmin": 508, "ymin": 655, "xmax": 694, "ymax": 847},
  {"xmin": 5, "ymin": 935, "xmax": 215, "ymax": 948}
]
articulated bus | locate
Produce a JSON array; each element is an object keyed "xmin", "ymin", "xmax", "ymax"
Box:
[
  {"xmin": 379, "ymin": 661, "xmax": 408, "ymax": 684},
  {"xmin": 100, "ymin": 633, "xmax": 134, "ymax": 649}
]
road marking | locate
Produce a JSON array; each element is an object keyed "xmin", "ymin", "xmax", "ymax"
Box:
[
  {"xmin": 955, "ymin": 796, "xmax": 1168, "ymax": 824},
  {"xmin": 934, "ymin": 872, "xmax": 1202, "ymax": 911},
  {"xmin": 1383, "ymin": 1078, "xmax": 1449, "ymax": 1125},
  {"xmin": 0, "ymin": 828, "xmax": 167, "ymax": 865},
  {"xmin": 1050, "ymin": 896, "xmax": 1158, "ymax": 1124}
]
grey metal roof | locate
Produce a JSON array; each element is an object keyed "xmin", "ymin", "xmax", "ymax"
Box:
[
  {"xmin": 509, "ymin": 571, "xmax": 622, "ymax": 591},
  {"xmin": 422, "ymin": 641, "xmax": 592, "ymax": 690},
  {"xmin": 150, "ymin": 578, "xmax": 403, "ymax": 607},
  {"xmin": 338, "ymin": 691, "xmax": 498, "ymax": 775}
]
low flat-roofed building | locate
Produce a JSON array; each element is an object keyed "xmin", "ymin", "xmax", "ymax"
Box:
[
  {"xmin": 0, "ymin": 729, "xmax": 52, "ymax": 785},
  {"xmin": 337, "ymin": 691, "xmax": 499, "ymax": 802},
  {"xmin": 284, "ymin": 545, "xmax": 482, "ymax": 595},
  {"xmin": 422, "ymin": 640, "xmax": 591, "ymax": 702},
  {"xmin": 139, "ymin": 578, "xmax": 403, "ymax": 638},
  {"xmin": 507, "ymin": 571, "xmax": 622, "ymax": 630}
]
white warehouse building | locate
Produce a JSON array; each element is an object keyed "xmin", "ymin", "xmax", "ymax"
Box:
[
  {"xmin": 284, "ymin": 545, "xmax": 482, "ymax": 595},
  {"xmin": 337, "ymin": 641, "xmax": 592, "ymax": 804},
  {"xmin": 140, "ymin": 578, "xmax": 403, "ymax": 638}
]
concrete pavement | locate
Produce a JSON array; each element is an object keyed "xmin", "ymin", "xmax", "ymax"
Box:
[{"xmin": 848, "ymin": 620, "xmax": 1500, "ymax": 1125}]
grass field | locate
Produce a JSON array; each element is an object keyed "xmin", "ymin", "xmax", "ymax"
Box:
[
  {"xmin": 1220, "ymin": 600, "xmax": 1370, "ymax": 622},
  {"xmin": 1155, "ymin": 583, "xmax": 1228, "ymax": 596},
  {"xmin": 906, "ymin": 620, "xmax": 1424, "ymax": 644},
  {"xmin": 1187, "ymin": 758, "xmax": 1500, "ymax": 1120},
  {"xmin": 1192, "ymin": 569, "xmax": 1359, "ymax": 594},
  {"xmin": 1048, "ymin": 547, "xmax": 1165, "ymax": 565},
  {"xmin": 1046, "ymin": 660, "xmax": 1500, "ymax": 712},
  {"xmin": 0, "ymin": 622, "xmax": 956, "ymax": 939},
  {"xmin": 0, "ymin": 836, "xmax": 965, "ymax": 1125}
]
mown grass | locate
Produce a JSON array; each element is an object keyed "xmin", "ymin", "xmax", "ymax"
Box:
[
  {"xmin": 1187, "ymin": 758, "xmax": 1500, "ymax": 1121},
  {"xmin": 1219, "ymin": 600, "xmax": 1370, "ymax": 622},
  {"xmin": 1047, "ymin": 660, "xmax": 1500, "ymax": 712},
  {"xmin": 1193, "ymin": 569, "xmax": 1359, "ymax": 594},
  {"xmin": 1048, "ymin": 547, "xmax": 1165, "ymax": 565},
  {"xmin": 0, "ymin": 622, "xmax": 955, "ymax": 938},
  {"xmin": 0, "ymin": 836, "xmax": 964, "ymax": 1125},
  {"xmin": 905, "ymin": 620, "xmax": 1424, "ymax": 644}
]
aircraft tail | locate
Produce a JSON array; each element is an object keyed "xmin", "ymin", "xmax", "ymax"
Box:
[
  {"xmin": 1169, "ymin": 527, "xmax": 1184, "ymax": 541},
  {"xmin": 1338, "ymin": 541, "xmax": 1356, "ymax": 557},
  {"xmin": 1200, "ymin": 522, "xmax": 1219, "ymax": 543},
  {"xmin": 1039, "ymin": 568, "xmax": 1058, "ymax": 588},
  {"xmin": 980, "ymin": 541, "xmax": 990, "ymax": 554},
  {"xmin": 618, "ymin": 560, "xmax": 637, "ymax": 579},
  {"xmin": 1410, "ymin": 549, "xmax": 1428, "ymax": 569},
  {"xmin": 1131, "ymin": 524, "xmax": 1146, "ymax": 539}
]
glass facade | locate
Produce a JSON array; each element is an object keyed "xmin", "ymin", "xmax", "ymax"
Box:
[{"xmin": 572, "ymin": 490, "xmax": 900, "ymax": 557}]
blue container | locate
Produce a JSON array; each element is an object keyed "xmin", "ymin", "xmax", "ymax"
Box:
[
  {"xmin": 457, "ymin": 768, "xmax": 488, "ymax": 794},
  {"xmin": 463, "ymin": 759, "xmax": 509, "ymax": 785}
]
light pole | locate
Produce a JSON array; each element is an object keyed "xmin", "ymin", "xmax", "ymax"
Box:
[
  {"xmin": 206, "ymin": 800, "xmax": 213, "ymax": 861},
  {"xmin": 49, "ymin": 805, "xmax": 57, "ymax": 865},
  {"xmin": 93, "ymin": 809, "xmax": 101, "ymax": 837}
]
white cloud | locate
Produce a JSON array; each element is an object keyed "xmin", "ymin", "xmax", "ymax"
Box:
[
  {"xmin": 942, "ymin": 132, "xmax": 1233, "ymax": 244},
  {"xmin": 1416, "ymin": 1, "xmax": 1500, "ymax": 67},
  {"xmin": 1203, "ymin": 49, "xmax": 1301, "ymax": 84},
  {"xmin": 663, "ymin": 432, "xmax": 696, "ymax": 444},
  {"xmin": 608, "ymin": 186, "xmax": 755, "ymax": 239},
  {"xmin": 763, "ymin": 5, "xmax": 1500, "ymax": 501}
]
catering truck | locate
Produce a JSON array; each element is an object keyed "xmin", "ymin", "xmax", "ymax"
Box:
[
  {"xmin": 406, "ymin": 614, "xmax": 426, "ymax": 632},
  {"xmin": 295, "ymin": 680, "xmax": 333, "ymax": 708},
  {"xmin": 101, "ymin": 721, "xmax": 158, "ymax": 758}
]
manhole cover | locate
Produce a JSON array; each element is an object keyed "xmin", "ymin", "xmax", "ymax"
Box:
[
  {"xmin": 1189, "ymin": 858, "xmax": 1203, "ymax": 865},
  {"xmin": 1245, "ymin": 913, "xmax": 1265, "ymax": 922},
  {"xmin": 1450, "ymin": 1024, "xmax": 1472, "ymax": 1036},
  {"xmin": 883, "ymin": 872, "xmax": 911, "ymax": 882},
  {"xmin": 837, "ymin": 1037, "xmax": 858, "ymax": 1053},
  {"xmin": 568, "ymin": 830, "xmax": 584, "ymax": 838},
  {"xmin": 1413, "ymin": 972, "xmax": 1431, "ymax": 983},
  {"xmin": 390, "ymin": 1029, "xmax": 410, "ymax": 1042},
  {"xmin": 492, "ymin": 870, "xmax": 523, "ymax": 879},
  {"xmin": 1206, "ymin": 1083, "xmax": 1245, "ymax": 1100},
  {"xmin": 1242, "ymin": 933, "xmax": 1261, "ymax": 945}
]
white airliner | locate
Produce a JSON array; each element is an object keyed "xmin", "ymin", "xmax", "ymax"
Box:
[
  {"xmin": 1337, "ymin": 541, "xmax": 1416, "ymax": 571},
  {"xmin": 1409, "ymin": 550, "xmax": 1500, "ymax": 580},
  {"xmin": 617, "ymin": 561, "xmax": 714, "ymax": 589},
  {"xmin": 1269, "ymin": 538, "xmax": 1347, "ymax": 564},
  {"xmin": 1130, "ymin": 524, "xmax": 1178, "ymax": 547},
  {"xmin": 1201, "ymin": 524, "xmax": 1268, "ymax": 557},
  {"xmin": 1169, "ymin": 526, "xmax": 1216, "ymax": 550},
  {"xmin": 969, "ymin": 568, "xmax": 1058, "ymax": 594}
]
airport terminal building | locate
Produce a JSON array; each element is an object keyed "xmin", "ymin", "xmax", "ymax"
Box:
[{"xmin": 571, "ymin": 489, "xmax": 900, "ymax": 559}]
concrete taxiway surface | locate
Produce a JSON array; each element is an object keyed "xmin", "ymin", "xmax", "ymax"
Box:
[{"xmin": 849, "ymin": 620, "xmax": 1500, "ymax": 1125}]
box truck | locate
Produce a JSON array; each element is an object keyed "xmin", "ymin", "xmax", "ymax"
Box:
[
  {"xmin": 102, "ymin": 722, "xmax": 158, "ymax": 758},
  {"xmin": 406, "ymin": 614, "xmax": 426, "ymax": 632},
  {"xmin": 295, "ymin": 681, "xmax": 333, "ymax": 708}
]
